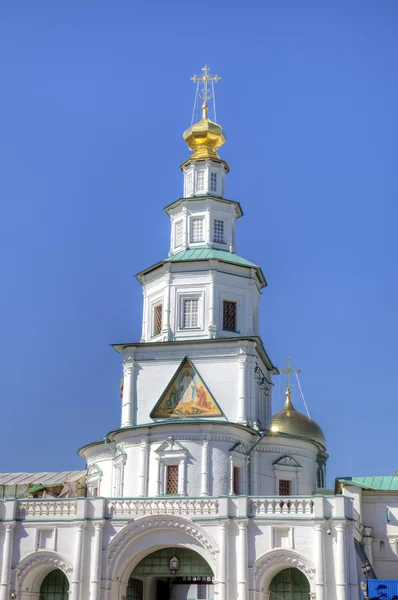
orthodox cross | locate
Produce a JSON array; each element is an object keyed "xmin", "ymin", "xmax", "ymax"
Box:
[
  {"xmin": 191, "ymin": 64, "xmax": 221, "ymax": 102},
  {"xmin": 281, "ymin": 357, "xmax": 301, "ymax": 391}
]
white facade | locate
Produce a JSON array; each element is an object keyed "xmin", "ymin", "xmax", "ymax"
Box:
[{"xmin": 0, "ymin": 91, "xmax": 374, "ymax": 600}]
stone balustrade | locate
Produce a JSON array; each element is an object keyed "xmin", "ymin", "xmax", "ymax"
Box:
[
  {"xmin": 0, "ymin": 493, "xmax": 352, "ymax": 522},
  {"xmin": 106, "ymin": 498, "xmax": 220, "ymax": 517},
  {"xmin": 249, "ymin": 497, "xmax": 314, "ymax": 517}
]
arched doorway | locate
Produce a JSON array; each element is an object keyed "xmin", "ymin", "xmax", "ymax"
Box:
[
  {"xmin": 39, "ymin": 569, "xmax": 69, "ymax": 600},
  {"xmin": 127, "ymin": 548, "xmax": 214, "ymax": 600},
  {"xmin": 269, "ymin": 568, "xmax": 310, "ymax": 599}
]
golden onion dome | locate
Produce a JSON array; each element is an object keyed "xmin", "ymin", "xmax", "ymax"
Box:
[
  {"xmin": 271, "ymin": 389, "xmax": 326, "ymax": 449},
  {"xmin": 183, "ymin": 102, "xmax": 226, "ymax": 161}
]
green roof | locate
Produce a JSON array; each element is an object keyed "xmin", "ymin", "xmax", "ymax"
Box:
[
  {"xmin": 336, "ymin": 476, "xmax": 398, "ymax": 491},
  {"xmin": 165, "ymin": 248, "xmax": 258, "ymax": 267},
  {"xmin": 136, "ymin": 248, "xmax": 267, "ymax": 287}
]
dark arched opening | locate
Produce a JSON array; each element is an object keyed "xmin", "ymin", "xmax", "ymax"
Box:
[
  {"xmin": 39, "ymin": 569, "xmax": 69, "ymax": 600},
  {"xmin": 269, "ymin": 567, "xmax": 310, "ymax": 600},
  {"xmin": 127, "ymin": 548, "xmax": 214, "ymax": 600}
]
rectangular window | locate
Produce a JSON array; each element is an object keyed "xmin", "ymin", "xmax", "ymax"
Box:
[
  {"xmin": 175, "ymin": 220, "xmax": 183, "ymax": 248},
  {"xmin": 210, "ymin": 172, "xmax": 217, "ymax": 192},
  {"xmin": 153, "ymin": 304, "xmax": 162, "ymax": 336},
  {"xmin": 191, "ymin": 218, "xmax": 204, "ymax": 243},
  {"xmin": 213, "ymin": 219, "xmax": 224, "ymax": 244},
  {"xmin": 166, "ymin": 465, "xmax": 179, "ymax": 494},
  {"xmin": 183, "ymin": 298, "xmax": 199, "ymax": 328},
  {"xmin": 233, "ymin": 466, "xmax": 240, "ymax": 495},
  {"xmin": 197, "ymin": 170, "xmax": 205, "ymax": 192},
  {"xmin": 279, "ymin": 479, "xmax": 291, "ymax": 496},
  {"xmin": 93, "ymin": 486, "xmax": 99, "ymax": 497},
  {"xmin": 186, "ymin": 172, "xmax": 193, "ymax": 196},
  {"xmin": 223, "ymin": 301, "xmax": 237, "ymax": 331}
]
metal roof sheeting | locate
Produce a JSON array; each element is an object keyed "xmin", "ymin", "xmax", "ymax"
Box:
[
  {"xmin": 0, "ymin": 471, "xmax": 87, "ymax": 486},
  {"xmin": 165, "ymin": 248, "xmax": 259, "ymax": 268},
  {"xmin": 337, "ymin": 476, "xmax": 398, "ymax": 491}
]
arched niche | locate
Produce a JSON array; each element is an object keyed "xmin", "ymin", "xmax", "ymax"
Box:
[
  {"xmin": 252, "ymin": 549, "xmax": 315, "ymax": 599},
  {"xmin": 15, "ymin": 552, "xmax": 73, "ymax": 600},
  {"xmin": 39, "ymin": 569, "xmax": 69, "ymax": 599},
  {"xmin": 269, "ymin": 568, "xmax": 310, "ymax": 599}
]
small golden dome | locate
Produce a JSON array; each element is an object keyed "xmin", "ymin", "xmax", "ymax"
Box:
[
  {"xmin": 183, "ymin": 102, "xmax": 226, "ymax": 161},
  {"xmin": 271, "ymin": 389, "xmax": 326, "ymax": 448}
]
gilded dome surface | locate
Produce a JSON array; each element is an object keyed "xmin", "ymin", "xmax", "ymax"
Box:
[
  {"xmin": 271, "ymin": 389, "xmax": 326, "ymax": 448},
  {"xmin": 183, "ymin": 102, "xmax": 226, "ymax": 161}
]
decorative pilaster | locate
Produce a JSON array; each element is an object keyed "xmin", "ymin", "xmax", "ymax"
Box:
[
  {"xmin": 201, "ymin": 440, "xmax": 210, "ymax": 496},
  {"xmin": 155, "ymin": 458, "xmax": 162, "ymax": 496},
  {"xmin": 70, "ymin": 522, "xmax": 86, "ymax": 600},
  {"xmin": 335, "ymin": 522, "xmax": 348, "ymax": 600},
  {"xmin": 0, "ymin": 522, "xmax": 15, "ymax": 600},
  {"xmin": 178, "ymin": 459, "xmax": 187, "ymax": 496},
  {"xmin": 229, "ymin": 456, "xmax": 235, "ymax": 496},
  {"xmin": 250, "ymin": 450, "xmax": 259, "ymax": 496},
  {"xmin": 347, "ymin": 522, "xmax": 358, "ymax": 597},
  {"xmin": 89, "ymin": 521, "xmax": 104, "ymax": 600},
  {"xmin": 162, "ymin": 266, "xmax": 172, "ymax": 341},
  {"xmin": 208, "ymin": 269, "xmax": 217, "ymax": 338},
  {"xmin": 237, "ymin": 354, "xmax": 247, "ymax": 424},
  {"xmin": 138, "ymin": 439, "xmax": 149, "ymax": 497},
  {"xmin": 217, "ymin": 520, "xmax": 229, "ymax": 600},
  {"xmin": 121, "ymin": 359, "xmax": 135, "ymax": 428},
  {"xmin": 313, "ymin": 522, "xmax": 325, "ymax": 600},
  {"xmin": 237, "ymin": 520, "xmax": 248, "ymax": 600}
]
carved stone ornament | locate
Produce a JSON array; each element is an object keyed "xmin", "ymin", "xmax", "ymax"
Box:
[
  {"xmin": 254, "ymin": 550, "xmax": 315, "ymax": 585},
  {"xmin": 107, "ymin": 516, "xmax": 219, "ymax": 566},
  {"xmin": 17, "ymin": 554, "xmax": 73, "ymax": 584}
]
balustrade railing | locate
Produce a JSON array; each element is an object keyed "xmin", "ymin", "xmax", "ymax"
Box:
[
  {"xmin": 249, "ymin": 497, "xmax": 314, "ymax": 517},
  {"xmin": 106, "ymin": 498, "xmax": 219, "ymax": 517}
]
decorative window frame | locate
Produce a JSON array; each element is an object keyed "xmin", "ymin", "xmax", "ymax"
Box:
[
  {"xmin": 189, "ymin": 214, "xmax": 206, "ymax": 244},
  {"xmin": 112, "ymin": 448, "xmax": 127, "ymax": 497},
  {"xmin": 210, "ymin": 171, "xmax": 218, "ymax": 194},
  {"xmin": 87, "ymin": 464, "xmax": 103, "ymax": 497},
  {"xmin": 35, "ymin": 528, "xmax": 57, "ymax": 551},
  {"xmin": 229, "ymin": 446, "xmax": 248, "ymax": 496},
  {"xmin": 219, "ymin": 292, "xmax": 242, "ymax": 334},
  {"xmin": 213, "ymin": 218, "xmax": 225, "ymax": 245},
  {"xmin": 271, "ymin": 526, "xmax": 294, "ymax": 550},
  {"xmin": 177, "ymin": 290, "xmax": 205, "ymax": 331},
  {"xmin": 148, "ymin": 294, "xmax": 164, "ymax": 340},
  {"xmin": 174, "ymin": 219, "xmax": 184, "ymax": 249},
  {"xmin": 273, "ymin": 455, "xmax": 302, "ymax": 496},
  {"xmin": 196, "ymin": 169, "xmax": 206, "ymax": 194},
  {"xmin": 155, "ymin": 439, "xmax": 188, "ymax": 496}
]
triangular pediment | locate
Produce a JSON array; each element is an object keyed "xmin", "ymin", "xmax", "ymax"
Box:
[
  {"xmin": 156, "ymin": 439, "xmax": 188, "ymax": 454},
  {"xmin": 273, "ymin": 455, "xmax": 302, "ymax": 468},
  {"xmin": 150, "ymin": 357, "xmax": 222, "ymax": 419},
  {"xmin": 87, "ymin": 464, "xmax": 103, "ymax": 476}
]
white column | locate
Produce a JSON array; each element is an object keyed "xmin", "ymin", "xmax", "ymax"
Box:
[
  {"xmin": 250, "ymin": 451, "xmax": 259, "ymax": 496},
  {"xmin": 335, "ymin": 522, "xmax": 348, "ymax": 600},
  {"xmin": 163, "ymin": 267, "xmax": 172, "ymax": 341},
  {"xmin": 121, "ymin": 359, "xmax": 135, "ymax": 428},
  {"xmin": 229, "ymin": 456, "xmax": 235, "ymax": 496},
  {"xmin": 70, "ymin": 522, "xmax": 86, "ymax": 600},
  {"xmin": 90, "ymin": 521, "xmax": 104, "ymax": 600},
  {"xmin": 178, "ymin": 459, "xmax": 186, "ymax": 496},
  {"xmin": 237, "ymin": 354, "xmax": 247, "ymax": 423},
  {"xmin": 155, "ymin": 458, "xmax": 162, "ymax": 496},
  {"xmin": 217, "ymin": 521, "xmax": 229, "ymax": 600},
  {"xmin": 201, "ymin": 440, "xmax": 210, "ymax": 496},
  {"xmin": 138, "ymin": 439, "xmax": 149, "ymax": 497},
  {"xmin": 347, "ymin": 522, "xmax": 358, "ymax": 598},
  {"xmin": 0, "ymin": 522, "xmax": 15, "ymax": 600},
  {"xmin": 313, "ymin": 522, "xmax": 325, "ymax": 600},
  {"xmin": 208, "ymin": 270, "xmax": 217, "ymax": 338},
  {"xmin": 237, "ymin": 520, "xmax": 248, "ymax": 600}
]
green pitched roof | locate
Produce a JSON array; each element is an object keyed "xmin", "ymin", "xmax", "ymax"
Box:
[
  {"xmin": 136, "ymin": 248, "xmax": 267, "ymax": 287},
  {"xmin": 337, "ymin": 476, "xmax": 398, "ymax": 491}
]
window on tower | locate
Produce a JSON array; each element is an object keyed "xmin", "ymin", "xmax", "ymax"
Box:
[
  {"xmin": 213, "ymin": 219, "xmax": 224, "ymax": 244},
  {"xmin": 191, "ymin": 218, "xmax": 204, "ymax": 243},
  {"xmin": 166, "ymin": 465, "xmax": 179, "ymax": 494},
  {"xmin": 233, "ymin": 466, "xmax": 240, "ymax": 495},
  {"xmin": 197, "ymin": 170, "xmax": 205, "ymax": 192},
  {"xmin": 153, "ymin": 304, "xmax": 163, "ymax": 336},
  {"xmin": 279, "ymin": 479, "xmax": 291, "ymax": 496},
  {"xmin": 210, "ymin": 172, "xmax": 217, "ymax": 192},
  {"xmin": 186, "ymin": 172, "xmax": 193, "ymax": 196},
  {"xmin": 223, "ymin": 301, "xmax": 237, "ymax": 331},
  {"xmin": 175, "ymin": 220, "xmax": 183, "ymax": 248},
  {"xmin": 183, "ymin": 298, "xmax": 199, "ymax": 328}
]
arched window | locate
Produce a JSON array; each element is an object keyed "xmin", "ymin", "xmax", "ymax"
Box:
[
  {"xmin": 40, "ymin": 569, "xmax": 69, "ymax": 600},
  {"xmin": 269, "ymin": 568, "xmax": 310, "ymax": 599},
  {"xmin": 380, "ymin": 540, "xmax": 385, "ymax": 558}
]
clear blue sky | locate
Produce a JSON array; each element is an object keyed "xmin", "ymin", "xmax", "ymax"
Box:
[{"xmin": 1, "ymin": 1, "xmax": 397, "ymax": 485}]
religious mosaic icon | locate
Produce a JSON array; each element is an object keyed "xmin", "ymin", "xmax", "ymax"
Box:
[{"xmin": 150, "ymin": 357, "xmax": 222, "ymax": 419}]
